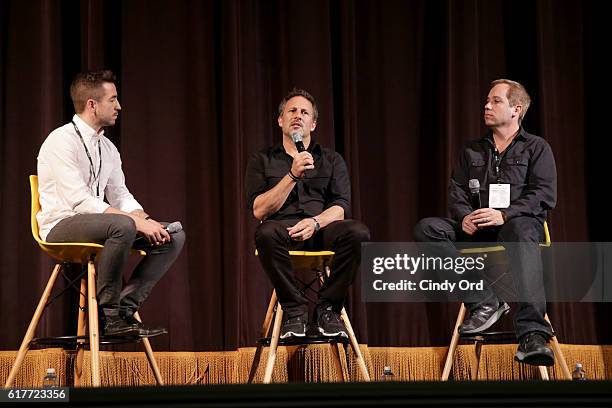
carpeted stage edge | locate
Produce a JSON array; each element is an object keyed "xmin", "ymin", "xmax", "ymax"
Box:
[{"xmin": 2, "ymin": 344, "xmax": 612, "ymax": 387}]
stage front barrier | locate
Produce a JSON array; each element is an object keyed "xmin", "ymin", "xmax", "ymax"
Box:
[{"xmin": 1, "ymin": 344, "xmax": 611, "ymax": 386}]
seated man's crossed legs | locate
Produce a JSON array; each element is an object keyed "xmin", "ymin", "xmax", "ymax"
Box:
[{"xmin": 414, "ymin": 216, "xmax": 554, "ymax": 366}]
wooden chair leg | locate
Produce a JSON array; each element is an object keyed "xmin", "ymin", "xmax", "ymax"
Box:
[
  {"xmin": 87, "ymin": 260, "xmax": 101, "ymax": 387},
  {"xmin": 321, "ymin": 263, "xmax": 369, "ymax": 382},
  {"xmin": 339, "ymin": 308, "xmax": 370, "ymax": 381},
  {"xmin": 132, "ymin": 311, "xmax": 164, "ymax": 385},
  {"xmin": 4, "ymin": 264, "xmax": 62, "ymax": 388},
  {"xmin": 73, "ymin": 275, "xmax": 87, "ymax": 387},
  {"xmin": 472, "ymin": 339, "xmax": 483, "ymax": 379},
  {"xmin": 248, "ymin": 290, "xmax": 277, "ymax": 383},
  {"xmin": 263, "ymin": 301, "xmax": 283, "ymax": 384},
  {"xmin": 331, "ymin": 343, "xmax": 347, "ymax": 382},
  {"xmin": 544, "ymin": 314, "xmax": 571, "ymax": 380},
  {"xmin": 442, "ymin": 303, "xmax": 467, "ymax": 381},
  {"xmin": 538, "ymin": 365, "xmax": 550, "ymax": 380}
]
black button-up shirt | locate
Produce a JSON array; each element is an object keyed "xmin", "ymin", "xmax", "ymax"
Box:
[
  {"xmin": 448, "ymin": 128, "xmax": 557, "ymax": 224},
  {"xmin": 245, "ymin": 141, "xmax": 351, "ymax": 220}
]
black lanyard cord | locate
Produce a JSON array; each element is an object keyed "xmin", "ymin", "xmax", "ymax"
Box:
[{"xmin": 71, "ymin": 121, "xmax": 102, "ymax": 197}]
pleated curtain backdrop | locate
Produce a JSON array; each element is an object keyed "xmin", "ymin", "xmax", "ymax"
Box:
[{"xmin": 1, "ymin": 0, "xmax": 610, "ymax": 352}]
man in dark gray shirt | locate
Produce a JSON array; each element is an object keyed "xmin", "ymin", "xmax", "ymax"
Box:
[
  {"xmin": 415, "ymin": 79, "xmax": 557, "ymax": 366},
  {"xmin": 245, "ymin": 88, "xmax": 369, "ymax": 340}
]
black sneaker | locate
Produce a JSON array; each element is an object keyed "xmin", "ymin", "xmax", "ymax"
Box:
[
  {"xmin": 317, "ymin": 307, "xmax": 348, "ymax": 338},
  {"xmin": 124, "ymin": 313, "xmax": 168, "ymax": 338},
  {"xmin": 515, "ymin": 332, "xmax": 555, "ymax": 366},
  {"xmin": 103, "ymin": 315, "xmax": 140, "ymax": 337},
  {"xmin": 280, "ymin": 315, "xmax": 307, "ymax": 339},
  {"xmin": 459, "ymin": 302, "xmax": 510, "ymax": 334}
]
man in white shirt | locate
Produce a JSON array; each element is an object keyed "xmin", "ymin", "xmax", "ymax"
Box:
[{"xmin": 37, "ymin": 70, "xmax": 185, "ymax": 337}]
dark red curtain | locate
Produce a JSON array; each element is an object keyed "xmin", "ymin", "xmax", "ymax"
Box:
[{"xmin": 1, "ymin": 0, "xmax": 610, "ymax": 351}]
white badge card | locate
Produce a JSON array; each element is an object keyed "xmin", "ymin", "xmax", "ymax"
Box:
[{"xmin": 489, "ymin": 184, "xmax": 510, "ymax": 208}]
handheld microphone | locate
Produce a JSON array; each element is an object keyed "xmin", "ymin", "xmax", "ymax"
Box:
[
  {"xmin": 165, "ymin": 221, "xmax": 183, "ymax": 234},
  {"xmin": 468, "ymin": 179, "xmax": 481, "ymax": 209},
  {"xmin": 291, "ymin": 131, "xmax": 306, "ymax": 153}
]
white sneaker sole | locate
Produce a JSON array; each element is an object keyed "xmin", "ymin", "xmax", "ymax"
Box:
[
  {"xmin": 318, "ymin": 327, "xmax": 348, "ymax": 338},
  {"xmin": 280, "ymin": 331, "xmax": 306, "ymax": 339}
]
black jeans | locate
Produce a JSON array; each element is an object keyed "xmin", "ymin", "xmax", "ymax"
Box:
[
  {"xmin": 414, "ymin": 216, "xmax": 551, "ymax": 338},
  {"xmin": 47, "ymin": 214, "xmax": 186, "ymax": 317},
  {"xmin": 255, "ymin": 219, "xmax": 370, "ymax": 319}
]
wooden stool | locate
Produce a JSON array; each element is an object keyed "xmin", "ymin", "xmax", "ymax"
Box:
[
  {"xmin": 441, "ymin": 222, "xmax": 571, "ymax": 380},
  {"xmin": 4, "ymin": 176, "xmax": 163, "ymax": 388},
  {"xmin": 442, "ymin": 303, "xmax": 571, "ymax": 380},
  {"xmin": 249, "ymin": 251, "xmax": 370, "ymax": 383}
]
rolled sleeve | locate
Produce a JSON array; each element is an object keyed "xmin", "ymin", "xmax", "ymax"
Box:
[
  {"xmin": 324, "ymin": 152, "xmax": 351, "ymax": 217},
  {"xmin": 245, "ymin": 152, "xmax": 267, "ymax": 211}
]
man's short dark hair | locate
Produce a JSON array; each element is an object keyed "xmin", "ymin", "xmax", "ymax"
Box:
[
  {"xmin": 278, "ymin": 88, "xmax": 318, "ymax": 121},
  {"xmin": 490, "ymin": 79, "xmax": 531, "ymax": 124},
  {"xmin": 70, "ymin": 70, "xmax": 116, "ymax": 114}
]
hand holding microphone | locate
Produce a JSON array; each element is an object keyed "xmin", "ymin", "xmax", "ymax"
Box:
[
  {"xmin": 138, "ymin": 218, "xmax": 182, "ymax": 246},
  {"xmin": 290, "ymin": 131, "xmax": 314, "ymax": 178},
  {"xmin": 466, "ymin": 179, "xmax": 505, "ymax": 230}
]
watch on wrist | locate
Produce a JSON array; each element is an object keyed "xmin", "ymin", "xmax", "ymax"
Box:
[{"xmin": 312, "ymin": 217, "xmax": 320, "ymax": 233}]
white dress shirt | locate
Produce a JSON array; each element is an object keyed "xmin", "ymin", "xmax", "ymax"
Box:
[{"xmin": 37, "ymin": 114, "xmax": 143, "ymax": 240}]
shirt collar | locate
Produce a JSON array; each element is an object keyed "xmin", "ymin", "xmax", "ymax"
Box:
[
  {"xmin": 481, "ymin": 127, "xmax": 528, "ymax": 144},
  {"xmin": 272, "ymin": 139, "xmax": 321, "ymax": 155},
  {"xmin": 72, "ymin": 114, "xmax": 104, "ymax": 142}
]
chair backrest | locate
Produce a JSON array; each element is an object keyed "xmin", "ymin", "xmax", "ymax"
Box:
[
  {"xmin": 542, "ymin": 221, "xmax": 551, "ymax": 247},
  {"xmin": 29, "ymin": 174, "xmax": 110, "ymax": 263},
  {"xmin": 29, "ymin": 175, "xmax": 44, "ymax": 244}
]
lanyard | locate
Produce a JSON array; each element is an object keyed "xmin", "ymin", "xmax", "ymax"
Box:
[
  {"xmin": 71, "ymin": 121, "xmax": 102, "ymax": 197},
  {"xmin": 492, "ymin": 148, "xmax": 502, "ymax": 183}
]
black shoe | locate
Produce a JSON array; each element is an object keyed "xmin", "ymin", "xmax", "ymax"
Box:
[
  {"xmin": 515, "ymin": 332, "xmax": 555, "ymax": 366},
  {"xmin": 280, "ymin": 314, "xmax": 307, "ymax": 339},
  {"xmin": 459, "ymin": 302, "xmax": 510, "ymax": 334},
  {"xmin": 103, "ymin": 315, "xmax": 141, "ymax": 337},
  {"xmin": 124, "ymin": 313, "xmax": 168, "ymax": 338},
  {"xmin": 317, "ymin": 307, "xmax": 348, "ymax": 338}
]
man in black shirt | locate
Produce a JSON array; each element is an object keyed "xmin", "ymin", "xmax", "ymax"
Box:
[
  {"xmin": 414, "ymin": 79, "xmax": 557, "ymax": 366},
  {"xmin": 245, "ymin": 88, "xmax": 369, "ymax": 339}
]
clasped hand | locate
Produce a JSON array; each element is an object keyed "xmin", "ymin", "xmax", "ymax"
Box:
[
  {"xmin": 287, "ymin": 218, "xmax": 317, "ymax": 241},
  {"xmin": 462, "ymin": 208, "xmax": 504, "ymax": 235}
]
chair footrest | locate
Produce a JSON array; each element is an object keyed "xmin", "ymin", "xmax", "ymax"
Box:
[
  {"xmin": 257, "ymin": 333, "xmax": 349, "ymax": 346},
  {"xmin": 31, "ymin": 335, "xmax": 144, "ymax": 347},
  {"xmin": 459, "ymin": 330, "xmax": 517, "ymax": 343}
]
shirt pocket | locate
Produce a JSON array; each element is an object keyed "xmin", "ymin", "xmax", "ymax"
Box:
[
  {"xmin": 503, "ymin": 156, "xmax": 529, "ymax": 182},
  {"xmin": 468, "ymin": 158, "xmax": 487, "ymax": 181},
  {"xmin": 264, "ymin": 168, "xmax": 288, "ymax": 187},
  {"xmin": 303, "ymin": 166, "xmax": 331, "ymax": 192}
]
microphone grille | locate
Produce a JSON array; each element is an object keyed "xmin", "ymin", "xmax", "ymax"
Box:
[
  {"xmin": 291, "ymin": 131, "xmax": 303, "ymax": 143},
  {"xmin": 166, "ymin": 221, "xmax": 183, "ymax": 234},
  {"xmin": 468, "ymin": 179, "xmax": 480, "ymax": 191}
]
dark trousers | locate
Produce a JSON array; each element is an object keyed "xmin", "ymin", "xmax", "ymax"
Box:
[
  {"xmin": 414, "ymin": 216, "xmax": 551, "ymax": 338},
  {"xmin": 255, "ymin": 219, "xmax": 370, "ymax": 319},
  {"xmin": 47, "ymin": 214, "xmax": 186, "ymax": 317}
]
